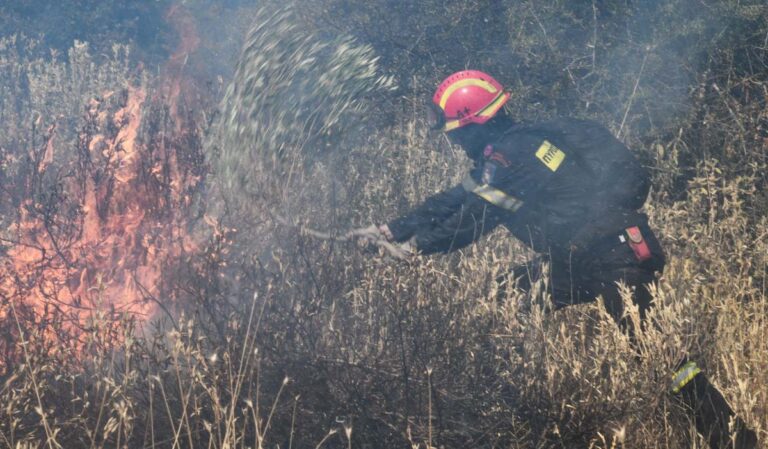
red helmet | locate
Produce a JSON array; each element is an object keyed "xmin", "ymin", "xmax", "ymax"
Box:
[{"xmin": 427, "ymin": 70, "xmax": 510, "ymax": 132}]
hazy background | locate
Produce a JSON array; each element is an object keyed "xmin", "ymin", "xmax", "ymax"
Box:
[{"xmin": 0, "ymin": 1, "xmax": 766, "ymax": 448}]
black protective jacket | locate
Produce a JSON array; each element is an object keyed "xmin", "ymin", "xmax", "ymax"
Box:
[{"xmin": 387, "ymin": 118, "xmax": 655, "ymax": 259}]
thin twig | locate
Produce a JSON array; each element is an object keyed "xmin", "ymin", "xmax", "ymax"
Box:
[
  {"xmin": 618, "ymin": 49, "xmax": 650, "ymax": 140},
  {"xmin": 314, "ymin": 430, "xmax": 338, "ymax": 449},
  {"xmin": 9, "ymin": 302, "xmax": 60, "ymax": 449},
  {"xmin": 591, "ymin": 0, "xmax": 598, "ymax": 72},
  {"xmin": 288, "ymin": 395, "xmax": 299, "ymax": 449},
  {"xmin": 427, "ymin": 367, "xmax": 433, "ymax": 449}
]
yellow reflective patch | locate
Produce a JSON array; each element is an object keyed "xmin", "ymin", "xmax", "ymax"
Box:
[
  {"xmin": 462, "ymin": 177, "xmax": 523, "ymax": 212},
  {"xmin": 670, "ymin": 361, "xmax": 701, "ymax": 394},
  {"xmin": 477, "ymin": 92, "xmax": 508, "ymax": 117},
  {"xmin": 439, "ymin": 78, "xmax": 498, "ymax": 109},
  {"xmin": 535, "ymin": 140, "xmax": 566, "ymax": 172},
  {"xmin": 444, "ymin": 119, "xmax": 461, "ymax": 131}
]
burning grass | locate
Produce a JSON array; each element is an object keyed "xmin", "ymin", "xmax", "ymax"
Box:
[{"xmin": 0, "ymin": 35, "xmax": 205, "ymax": 367}]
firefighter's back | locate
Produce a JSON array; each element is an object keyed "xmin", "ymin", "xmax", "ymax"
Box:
[{"xmin": 489, "ymin": 117, "xmax": 651, "ymax": 253}]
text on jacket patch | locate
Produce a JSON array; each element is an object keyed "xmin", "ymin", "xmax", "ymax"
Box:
[{"xmin": 535, "ymin": 140, "xmax": 566, "ymax": 172}]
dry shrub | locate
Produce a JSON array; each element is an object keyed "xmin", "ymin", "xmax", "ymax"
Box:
[
  {"xmin": 0, "ymin": 36, "xmax": 137, "ymax": 370},
  {"xmin": 0, "ymin": 37, "xmax": 133, "ymax": 213},
  {"xmin": 1, "ymin": 1, "xmax": 768, "ymax": 449}
]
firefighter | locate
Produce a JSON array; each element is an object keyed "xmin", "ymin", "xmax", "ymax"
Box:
[{"xmin": 354, "ymin": 70, "xmax": 757, "ymax": 449}]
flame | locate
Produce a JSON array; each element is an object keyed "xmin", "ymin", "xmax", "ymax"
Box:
[
  {"xmin": 1, "ymin": 90, "xmax": 202, "ymax": 356},
  {"xmin": 0, "ymin": 4, "xmax": 208, "ymax": 367}
]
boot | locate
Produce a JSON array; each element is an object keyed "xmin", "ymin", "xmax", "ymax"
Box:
[
  {"xmin": 674, "ymin": 369, "xmax": 757, "ymax": 449},
  {"xmin": 730, "ymin": 418, "xmax": 759, "ymax": 449}
]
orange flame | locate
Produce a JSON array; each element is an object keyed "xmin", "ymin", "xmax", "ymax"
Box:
[
  {"xmin": 1, "ymin": 89, "xmax": 202, "ymax": 354},
  {"xmin": 0, "ymin": 4, "xmax": 208, "ymax": 367}
]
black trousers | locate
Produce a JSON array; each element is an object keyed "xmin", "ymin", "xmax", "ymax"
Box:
[{"xmin": 503, "ymin": 223, "xmax": 665, "ymax": 328}]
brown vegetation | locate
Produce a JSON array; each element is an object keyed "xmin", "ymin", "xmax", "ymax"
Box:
[{"xmin": 0, "ymin": 1, "xmax": 767, "ymax": 448}]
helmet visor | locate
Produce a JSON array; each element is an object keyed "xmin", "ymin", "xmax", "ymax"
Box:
[{"xmin": 425, "ymin": 102, "xmax": 446, "ymax": 131}]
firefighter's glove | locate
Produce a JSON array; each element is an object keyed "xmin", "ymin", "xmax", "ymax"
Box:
[
  {"xmin": 381, "ymin": 240, "xmax": 416, "ymax": 261},
  {"xmin": 348, "ymin": 225, "xmax": 415, "ymax": 261}
]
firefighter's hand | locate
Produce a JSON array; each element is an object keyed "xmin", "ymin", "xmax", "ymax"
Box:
[{"xmin": 379, "ymin": 240, "xmax": 417, "ymax": 261}]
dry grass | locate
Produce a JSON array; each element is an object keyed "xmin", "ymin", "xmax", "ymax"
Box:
[{"xmin": 1, "ymin": 1, "xmax": 768, "ymax": 448}]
